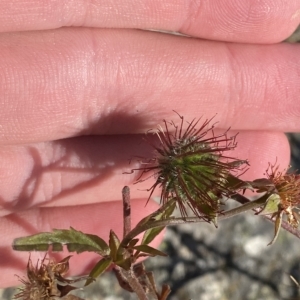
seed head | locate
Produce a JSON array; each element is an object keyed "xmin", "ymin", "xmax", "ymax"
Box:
[
  {"xmin": 14, "ymin": 255, "xmax": 76, "ymax": 300},
  {"xmin": 131, "ymin": 114, "xmax": 248, "ymax": 221},
  {"xmin": 265, "ymin": 163, "xmax": 300, "ymax": 228}
]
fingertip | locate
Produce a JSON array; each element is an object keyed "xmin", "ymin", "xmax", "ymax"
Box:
[{"xmin": 233, "ymin": 131, "xmax": 290, "ymax": 180}]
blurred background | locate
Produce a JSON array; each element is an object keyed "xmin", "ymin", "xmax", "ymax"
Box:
[{"xmin": 2, "ymin": 28, "xmax": 300, "ymax": 300}]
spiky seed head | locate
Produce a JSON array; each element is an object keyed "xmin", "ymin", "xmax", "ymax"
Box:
[{"xmin": 131, "ymin": 113, "xmax": 248, "ymax": 221}]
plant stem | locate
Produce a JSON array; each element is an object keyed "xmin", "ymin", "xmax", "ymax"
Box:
[
  {"xmin": 121, "ymin": 192, "xmax": 300, "ymax": 247},
  {"xmin": 122, "ymin": 186, "xmax": 131, "ymax": 237},
  {"xmin": 117, "ymin": 266, "xmax": 150, "ymax": 300},
  {"xmin": 121, "ymin": 196, "xmax": 267, "ymax": 246},
  {"xmin": 232, "ymin": 193, "xmax": 300, "ymax": 240}
]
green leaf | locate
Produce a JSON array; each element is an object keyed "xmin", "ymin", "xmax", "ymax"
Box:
[
  {"xmin": 128, "ymin": 238, "xmax": 139, "ymax": 248},
  {"xmin": 133, "ymin": 245, "xmax": 167, "ymax": 257},
  {"xmin": 268, "ymin": 210, "xmax": 283, "ymax": 246},
  {"xmin": 161, "ymin": 200, "xmax": 177, "ymax": 219},
  {"xmin": 136, "ymin": 199, "xmax": 176, "ymax": 228},
  {"xmin": 257, "ymin": 194, "xmax": 281, "ymax": 215},
  {"xmin": 249, "ymin": 178, "xmax": 275, "ymax": 193},
  {"xmin": 109, "ymin": 230, "xmax": 120, "ymax": 261},
  {"xmin": 115, "ymin": 257, "xmax": 132, "ymax": 270},
  {"xmin": 13, "ymin": 227, "xmax": 109, "ymax": 255},
  {"xmin": 141, "ymin": 201, "xmax": 176, "ymax": 245},
  {"xmin": 85, "ymin": 257, "xmax": 112, "ymax": 286},
  {"xmin": 142, "ymin": 226, "xmax": 165, "ymax": 246},
  {"xmin": 226, "ymin": 174, "xmax": 253, "ymax": 191}
]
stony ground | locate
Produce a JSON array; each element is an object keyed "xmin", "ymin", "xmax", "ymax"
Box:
[{"xmin": 2, "ymin": 29, "xmax": 300, "ymax": 300}]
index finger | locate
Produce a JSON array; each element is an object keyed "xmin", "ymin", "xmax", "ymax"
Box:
[
  {"xmin": 0, "ymin": 0, "xmax": 299, "ymax": 43},
  {"xmin": 0, "ymin": 29, "xmax": 300, "ymax": 145}
]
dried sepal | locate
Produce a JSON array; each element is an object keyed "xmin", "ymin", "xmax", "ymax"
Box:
[
  {"xmin": 266, "ymin": 163, "xmax": 300, "ymax": 214},
  {"xmin": 129, "ymin": 113, "xmax": 248, "ymax": 221},
  {"xmin": 14, "ymin": 254, "xmax": 85, "ymax": 300},
  {"xmin": 265, "ymin": 163, "xmax": 300, "ymax": 228},
  {"xmin": 255, "ymin": 163, "xmax": 300, "ymax": 244}
]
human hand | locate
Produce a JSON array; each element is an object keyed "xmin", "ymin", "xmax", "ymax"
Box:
[{"xmin": 0, "ymin": 0, "xmax": 299, "ymax": 288}]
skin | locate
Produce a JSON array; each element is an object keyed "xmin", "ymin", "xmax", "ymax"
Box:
[{"xmin": 0, "ymin": 0, "xmax": 299, "ymax": 288}]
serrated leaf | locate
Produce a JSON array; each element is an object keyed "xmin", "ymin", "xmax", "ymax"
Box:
[
  {"xmin": 133, "ymin": 245, "xmax": 167, "ymax": 257},
  {"xmin": 13, "ymin": 227, "xmax": 109, "ymax": 255},
  {"xmin": 109, "ymin": 230, "xmax": 120, "ymax": 261},
  {"xmin": 85, "ymin": 257, "xmax": 112, "ymax": 286}
]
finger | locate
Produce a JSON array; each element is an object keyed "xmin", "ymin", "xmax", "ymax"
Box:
[
  {"xmin": 0, "ymin": 131, "xmax": 290, "ymax": 215},
  {"xmin": 0, "ymin": 198, "xmax": 162, "ymax": 288},
  {"xmin": 0, "ymin": 0, "xmax": 299, "ymax": 43},
  {"xmin": 0, "ymin": 29, "xmax": 299, "ymax": 145}
]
